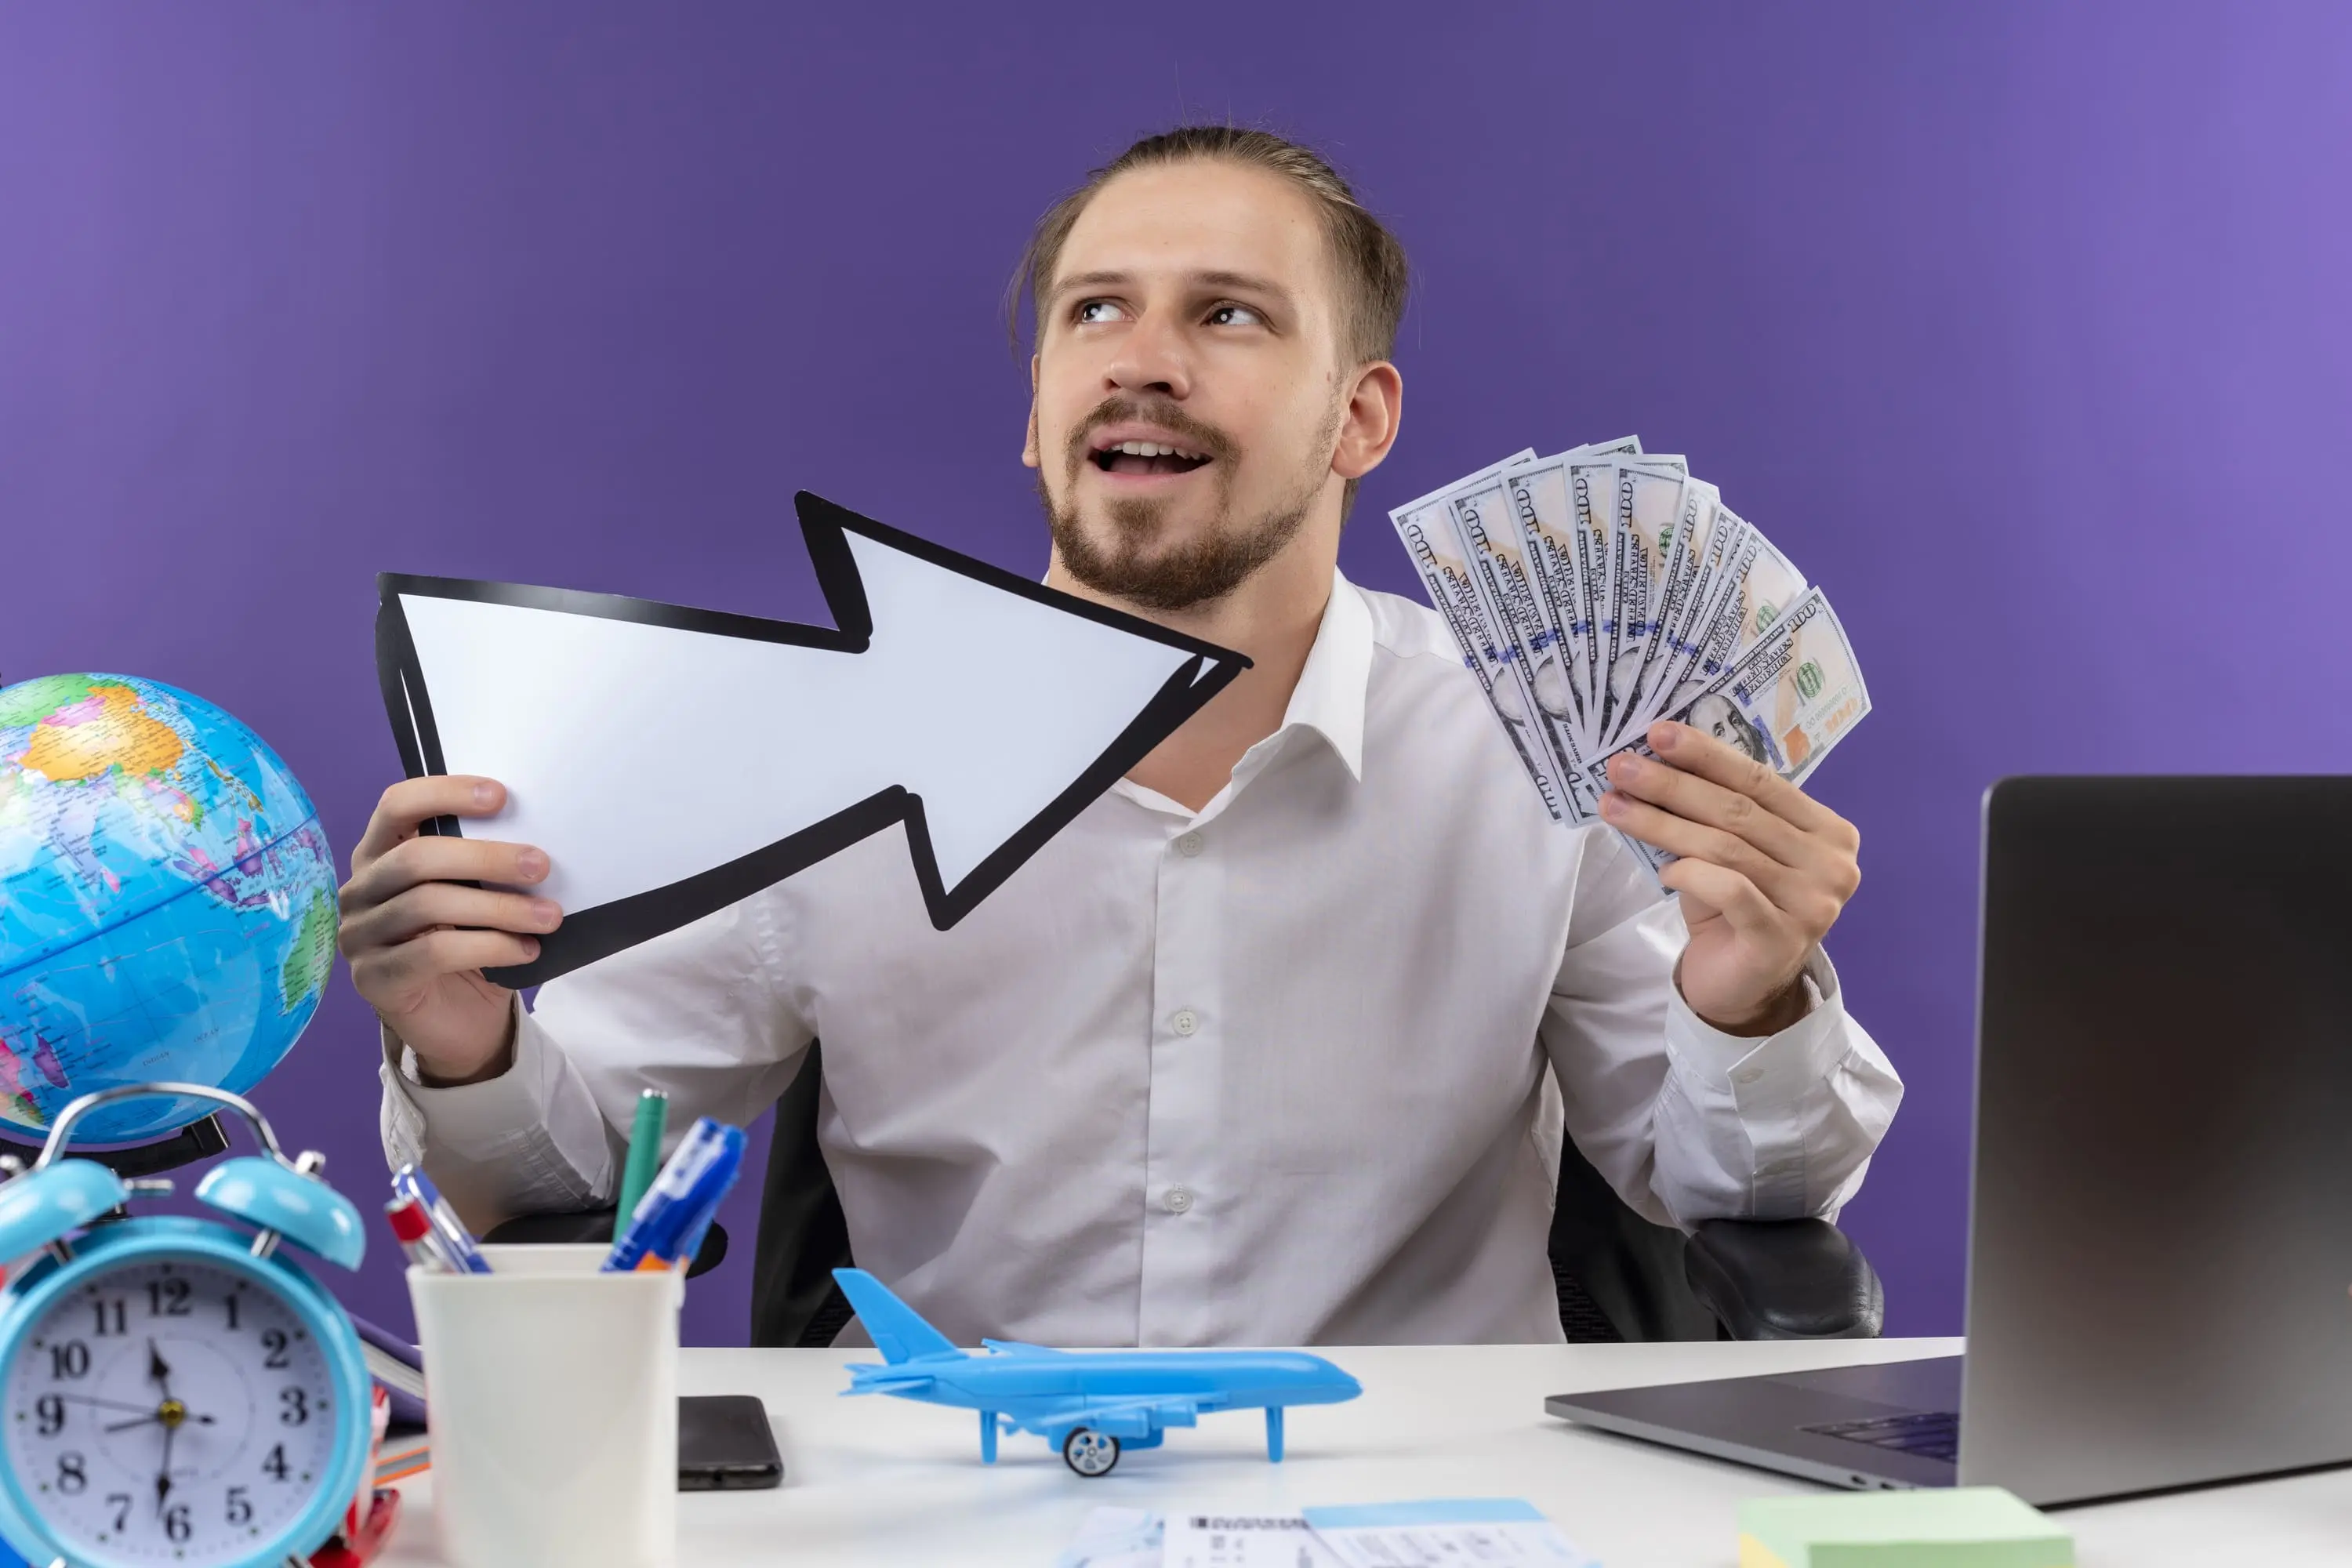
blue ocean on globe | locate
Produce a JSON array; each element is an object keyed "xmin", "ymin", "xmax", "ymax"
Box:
[{"xmin": 0, "ymin": 674, "xmax": 337, "ymax": 1145}]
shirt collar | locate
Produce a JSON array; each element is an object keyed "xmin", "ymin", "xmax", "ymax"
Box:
[
  {"xmin": 1111, "ymin": 568, "xmax": 1374, "ymax": 822},
  {"xmin": 1265, "ymin": 568, "xmax": 1371, "ymax": 782}
]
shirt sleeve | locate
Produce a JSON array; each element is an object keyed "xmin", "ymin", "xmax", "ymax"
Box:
[
  {"xmin": 1537, "ymin": 829, "xmax": 1904, "ymax": 1229},
  {"xmin": 378, "ymin": 891, "xmax": 815, "ymax": 1230}
]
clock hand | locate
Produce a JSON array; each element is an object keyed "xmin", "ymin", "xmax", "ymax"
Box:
[
  {"xmin": 154, "ymin": 1421, "xmax": 176, "ymax": 1519},
  {"xmin": 143, "ymin": 1333, "xmax": 200, "ymax": 1467},
  {"xmin": 53, "ymin": 1393, "xmax": 169, "ymax": 1416},
  {"xmin": 104, "ymin": 1411, "xmax": 216, "ymax": 1433}
]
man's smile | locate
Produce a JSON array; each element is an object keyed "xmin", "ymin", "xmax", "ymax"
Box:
[{"xmin": 1085, "ymin": 423, "xmax": 1218, "ymax": 481}]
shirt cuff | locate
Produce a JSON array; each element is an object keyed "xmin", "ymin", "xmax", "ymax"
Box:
[
  {"xmin": 381, "ymin": 1001, "xmax": 621, "ymax": 1225},
  {"xmin": 378, "ymin": 1040, "xmax": 428, "ymax": 1174},
  {"xmin": 1665, "ymin": 946, "xmax": 1848, "ymax": 1099},
  {"xmin": 390, "ymin": 1006, "xmax": 560, "ymax": 1142}
]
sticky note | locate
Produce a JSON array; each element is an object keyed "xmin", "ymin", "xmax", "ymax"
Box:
[{"xmin": 1737, "ymin": 1487, "xmax": 2072, "ymax": 1568}]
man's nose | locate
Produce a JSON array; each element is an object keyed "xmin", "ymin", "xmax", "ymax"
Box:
[{"xmin": 1103, "ymin": 307, "xmax": 1192, "ymax": 401}]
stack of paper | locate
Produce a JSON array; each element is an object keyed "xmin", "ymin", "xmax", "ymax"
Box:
[{"xmin": 1388, "ymin": 440, "xmax": 1868, "ymax": 874}]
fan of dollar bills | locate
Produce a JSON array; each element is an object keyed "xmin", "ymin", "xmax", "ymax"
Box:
[{"xmin": 1388, "ymin": 438, "xmax": 1870, "ymax": 875}]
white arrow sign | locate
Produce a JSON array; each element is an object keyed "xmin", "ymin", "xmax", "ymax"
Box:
[{"xmin": 376, "ymin": 492, "xmax": 1248, "ymax": 987}]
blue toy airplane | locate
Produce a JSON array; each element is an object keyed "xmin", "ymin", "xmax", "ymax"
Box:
[{"xmin": 832, "ymin": 1267, "xmax": 1363, "ymax": 1476}]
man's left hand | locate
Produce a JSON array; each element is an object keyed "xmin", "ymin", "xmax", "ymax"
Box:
[{"xmin": 1599, "ymin": 720, "xmax": 1862, "ymax": 1036}]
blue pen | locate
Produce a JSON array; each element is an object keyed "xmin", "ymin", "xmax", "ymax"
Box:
[
  {"xmin": 391, "ymin": 1163, "xmax": 492, "ymax": 1274},
  {"xmin": 604, "ymin": 1118, "xmax": 744, "ymax": 1273},
  {"xmin": 672, "ymin": 1190, "xmax": 728, "ymax": 1269},
  {"xmin": 659, "ymin": 1127, "xmax": 744, "ymax": 1270},
  {"xmin": 602, "ymin": 1125, "xmax": 717, "ymax": 1273},
  {"xmin": 604, "ymin": 1120, "xmax": 742, "ymax": 1273}
]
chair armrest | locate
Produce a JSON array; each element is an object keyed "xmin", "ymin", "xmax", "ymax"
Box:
[
  {"xmin": 1682, "ymin": 1218, "xmax": 1883, "ymax": 1341},
  {"xmin": 481, "ymin": 1209, "xmax": 730, "ymax": 1279}
]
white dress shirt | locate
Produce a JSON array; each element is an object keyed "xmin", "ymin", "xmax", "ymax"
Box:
[{"xmin": 381, "ymin": 572, "xmax": 1902, "ymax": 1346}]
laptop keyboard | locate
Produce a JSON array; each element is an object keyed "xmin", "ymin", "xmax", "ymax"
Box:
[{"xmin": 1800, "ymin": 1410, "xmax": 1960, "ymax": 1463}]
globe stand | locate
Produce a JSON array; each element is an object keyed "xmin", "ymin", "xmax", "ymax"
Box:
[{"xmin": 0, "ymin": 1112, "xmax": 230, "ymax": 1180}]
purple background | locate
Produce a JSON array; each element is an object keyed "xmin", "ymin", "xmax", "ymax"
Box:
[{"xmin": 5, "ymin": 3, "xmax": 2348, "ymax": 1346}]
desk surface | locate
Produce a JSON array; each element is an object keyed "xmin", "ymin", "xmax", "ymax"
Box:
[{"xmin": 378, "ymin": 1338, "xmax": 2349, "ymax": 1566}]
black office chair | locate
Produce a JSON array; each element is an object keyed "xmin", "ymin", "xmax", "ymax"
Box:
[
  {"xmin": 494, "ymin": 1041, "xmax": 1883, "ymax": 1345},
  {"xmin": 1543, "ymin": 1098, "xmax": 1883, "ymax": 1342}
]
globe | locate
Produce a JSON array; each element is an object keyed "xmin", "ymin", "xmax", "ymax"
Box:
[{"xmin": 0, "ymin": 674, "xmax": 337, "ymax": 1145}]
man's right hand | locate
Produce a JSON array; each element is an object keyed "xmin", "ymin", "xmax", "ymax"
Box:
[{"xmin": 338, "ymin": 777, "xmax": 562, "ymax": 1086}]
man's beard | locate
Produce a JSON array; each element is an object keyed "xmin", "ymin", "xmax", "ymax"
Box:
[{"xmin": 1043, "ymin": 395, "xmax": 1337, "ymax": 613}]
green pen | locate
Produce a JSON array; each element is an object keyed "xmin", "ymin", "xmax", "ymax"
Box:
[{"xmin": 612, "ymin": 1089, "xmax": 671, "ymax": 1243}]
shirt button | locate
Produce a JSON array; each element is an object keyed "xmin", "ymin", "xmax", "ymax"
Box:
[
  {"xmin": 1176, "ymin": 832, "xmax": 1205, "ymax": 857},
  {"xmin": 1171, "ymin": 1008, "xmax": 1199, "ymax": 1037},
  {"xmin": 1163, "ymin": 1185, "xmax": 1195, "ymax": 1214},
  {"xmin": 1734, "ymin": 1067, "xmax": 1765, "ymax": 1085}
]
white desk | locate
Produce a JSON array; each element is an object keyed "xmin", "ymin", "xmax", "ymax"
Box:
[{"xmin": 376, "ymin": 1338, "xmax": 2350, "ymax": 1565}]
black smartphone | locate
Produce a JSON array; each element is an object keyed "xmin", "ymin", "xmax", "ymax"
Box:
[{"xmin": 677, "ymin": 1394, "xmax": 784, "ymax": 1490}]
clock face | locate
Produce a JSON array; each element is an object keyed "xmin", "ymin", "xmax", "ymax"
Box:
[{"xmin": 4, "ymin": 1254, "xmax": 347, "ymax": 1565}]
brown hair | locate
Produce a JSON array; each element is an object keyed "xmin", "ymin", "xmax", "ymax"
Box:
[{"xmin": 1007, "ymin": 125, "xmax": 1410, "ymax": 371}]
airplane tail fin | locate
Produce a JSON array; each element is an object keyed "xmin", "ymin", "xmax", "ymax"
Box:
[{"xmin": 833, "ymin": 1267, "xmax": 961, "ymax": 1364}]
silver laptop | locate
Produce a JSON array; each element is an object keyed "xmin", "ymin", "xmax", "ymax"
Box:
[{"xmin": 1546, "ymin": 776, "xmax": 2352, "ymax": 1507}]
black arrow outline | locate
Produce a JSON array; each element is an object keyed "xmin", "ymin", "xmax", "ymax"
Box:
[{"xmin": 375, "ymin": 491, "xmax": 1250, "ymax": 988}]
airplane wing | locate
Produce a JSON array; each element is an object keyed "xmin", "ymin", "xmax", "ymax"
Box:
[
  {"xmin": 979, "ymin": 1339, "xmax": 1068, "ymax": 1356},
  {"xmin": 1003, "ymin": 1396, "xmax": 1204, "ymax": 1439}
]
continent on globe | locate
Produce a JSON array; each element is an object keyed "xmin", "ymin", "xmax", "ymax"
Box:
[
  {"xmin": 0, "ymin": 673, "xmax": 338, "ymax": 1144},
  {"xmin": 16, "ymin": 680, "xmax": 187, "ymax": 793}
]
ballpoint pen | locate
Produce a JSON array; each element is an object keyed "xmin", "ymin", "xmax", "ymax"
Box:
[
  {"xmin": 385, "ymin": 1196, "xmax": 458, "ymax": 1273},
  {"xmin": 603, "ymin": 1117, "xmax": 744, "ymax": 1274},
  {"xmin": 390, "ymin": 1163, "xmax": 492, "ymax": 1273}
]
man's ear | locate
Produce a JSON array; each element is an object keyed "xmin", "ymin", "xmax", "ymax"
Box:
[
  {"xmin": 1330, "ymin": 360, "xmax": 1404, "ymax": 482},
  {"xmin": 1021, "ymin": 354, "xmax": 1042, "ymax": 470}
]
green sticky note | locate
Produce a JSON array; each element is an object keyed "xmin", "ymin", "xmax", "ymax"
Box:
[{"xmin": 1737, "ymin": 1487, "xmax": 2072, "ymax": 1568}]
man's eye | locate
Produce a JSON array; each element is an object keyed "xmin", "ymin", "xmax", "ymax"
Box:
[
  {"xmin": 1074, "ymin": 300, "xmax": 1127, "ymax": 325},
  {"xmin": 1207, "ymin": 303, "xmax": 1265, "ymax": 327}
]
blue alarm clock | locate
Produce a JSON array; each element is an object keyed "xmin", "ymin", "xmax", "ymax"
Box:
[{"xmin": 0, "ymin": 1084, "xmax": 369, "ymax": 1568}]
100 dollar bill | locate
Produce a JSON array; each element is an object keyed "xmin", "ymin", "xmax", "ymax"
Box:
[
  {"xmin": 1599, "ymin": 587, "xmax": 1869, "ymax": 876},
  {"xmin": 1631, "ymin": 477, "xmax": 1722, "ymax": 724},
  {"xmin": 1387, "ymin": 455, "xmax": 1581, "ymax": 822},
  {"xmin": 1450, "ymin": 474, "xmax": 1597, "ymax": 803},
  {"xmin": 1650, "ymin": 513, "xmax": 1808, "ymax": 722}
]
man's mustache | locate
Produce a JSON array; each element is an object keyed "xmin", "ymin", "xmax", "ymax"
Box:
[{"xmin": 1062, "ymin": 397, "xmax": 1239, "ymax": 475}]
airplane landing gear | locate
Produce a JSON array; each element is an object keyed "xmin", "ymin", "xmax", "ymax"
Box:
[{"xmin": 1063, "ymin": 1427, "xmax": 1121, "ymax": 1477}]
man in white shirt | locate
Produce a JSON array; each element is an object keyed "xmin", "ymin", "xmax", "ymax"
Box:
[{"xmin": 341, "ymin": 127, "xmax": 1900, "ymax": 1346}]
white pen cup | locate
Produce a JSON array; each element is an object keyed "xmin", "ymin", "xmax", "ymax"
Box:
[{"xmin": 409, "ymin": 1243, "xmax": 683, "ymax": 1568}]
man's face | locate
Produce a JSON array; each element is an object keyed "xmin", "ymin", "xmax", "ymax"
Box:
[
  {"xmin": 1689, "ymin": 695, "xmax": 1769, "ymax": 765},
  {"xmin": 1024, "ymin": 160, "xmax": 1358, "ymax": 612}
]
